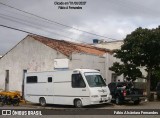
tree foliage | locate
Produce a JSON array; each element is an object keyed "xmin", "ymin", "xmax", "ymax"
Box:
[
  {"xmin": 151, "ymin": 67, "xmax": 160, "ymax": 90},
  {"xmin": 110, "ymin": 26, "xmax": 160, "ymax": 97},
  {"xmin": 110, "ymin": 62, "xmax": 142, "ymax": 81}
]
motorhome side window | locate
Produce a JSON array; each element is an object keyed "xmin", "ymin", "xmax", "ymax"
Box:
[
  {"xmin": 72, "ymin": 74, "xmax": 86, "ymax": 88},
  {"xmin": 26, "ymin": 76, "xmax": 37, "ymax": 83},
  {"xmin": 48, "ymin": 77, "xmax": 52, "ymax": 82}
]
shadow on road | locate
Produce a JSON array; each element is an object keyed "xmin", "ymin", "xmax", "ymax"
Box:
[
  {"xmin": 111, "ymin": 101, "xmax": 148, "ymax": 107},
  {"xmin": 27, "ymin": 103, "xmax": 114, "ymax": 109}
]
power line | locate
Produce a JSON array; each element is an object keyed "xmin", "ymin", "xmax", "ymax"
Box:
[
  {"xmin": 0, "ymin": 5, "xmax": 116, "ymax": 43},
  {"xmin": 0, "ymin": 13, "xmax": 88, "ymax": 44},
  {"xmin": 0, "ymin": 24, "xmax": 33, "ymax": 34},
  {"xmin": 0, "ymin": 2, "xmax": 118, "ymax": 41},
  {"xmin": 0, "ymin": 7, "xmax": 86, "ymax": 38},
  {"xmin": 0, "ymin": 12, "xmax": 92, "ymax": 43},
  {"xmin": 0, "ymin": 24, "xmax": 86, "ymax": 44}
]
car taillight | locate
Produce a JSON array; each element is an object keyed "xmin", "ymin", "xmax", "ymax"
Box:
[{"xmin": 123, "ymin": 90, "xmax": 127, "ymax": 96}]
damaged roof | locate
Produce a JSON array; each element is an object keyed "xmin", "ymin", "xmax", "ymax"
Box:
[{"xmin": 30, "ymin": 35, "xmax": 111, "ymax": 57}]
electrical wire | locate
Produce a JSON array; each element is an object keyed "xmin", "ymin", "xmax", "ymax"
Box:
[
  {"xmin": 0, "ymin": 13, "xmax": 88, "ymax": 43},
  {"xmin": 0, "ymin": 7, "xmax": 107, "ymax": 43},
  {"xmin": 0, "ymin": 2, "xmax": 118, "ymax": 41}
]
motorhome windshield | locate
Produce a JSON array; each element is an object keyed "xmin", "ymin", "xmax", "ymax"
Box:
[{"xmin": 85, "ymin": 72, "xmax": 106, "ymax": 87}]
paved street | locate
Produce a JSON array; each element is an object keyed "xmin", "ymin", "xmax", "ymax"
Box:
[
  {"xmin": 0, "ymin": 100, "xmax": 160, "ymax": 109},
  {"xmin": 0, "ymin": 101, "xmax": 160, "ymax": 118}
]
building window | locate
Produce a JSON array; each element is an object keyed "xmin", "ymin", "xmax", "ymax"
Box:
[
  {"xmin": 26, "ymin": 76, "xmax": 37, "ymax": 83},
  {"xmin": 48, "ymin": 77, "xmax": 52, "ymax": 82},
  {"xmin": 5, "ymin": 70, "xmax": 9, "ymax": 84},
  {"xmin": 5, "ymin": 70, "xmax": 9, "ymax": 91},
  {"xmin": 72, "ymin": 74, "xmax": 86, "ymax": 88},
  {"xmin": 111, "ymin": 73, "xmax": 117, "ymax": 82}
]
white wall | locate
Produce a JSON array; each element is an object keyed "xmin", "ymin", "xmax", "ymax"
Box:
[
  {"xmin": 70, "ymin": 53, "xmax": 106, "ymax": 79},
  {"xmin": 0, "ymin": 36, "xmax": 119, "ymax": 92},
  {"xmin": 0, "ymin": 36, "xmax": 66, "ymax": 91},
  {"xmin": 93, "ymin": 42, "xmax": 147, "ymax": 83},
  {"xmin": 104, "ymin": 53, "xmax": 124, "ymax": 84},
  {"xmin": 106, "ymin": 53, "xmax": 146, "ymax": 83},
  {"xmin": 69, "ymin": 53, "xmax": 122, "ymax": 84}
]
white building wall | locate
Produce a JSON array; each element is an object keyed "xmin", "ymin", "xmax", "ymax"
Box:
[
  {"xmin": 70, "ymin": 53, "xmax": 123, "ymax": 84},
  {"xmin": 93, "ymin": 42, "xmax": 147, "ymax": 83},
  {"xmin": 105, "ymin": 54, "xmax": 113, "ymax": 84},
  {"xmin": 70, "ymin": 53, "xmax": 106, "ymax": 79},
  {"xmin": 0, "ymin": 36, "xmax": 66, "ymax": 91},
  {"xmin": 0, "ymin": 36, "xmax": 117, "ymax": 92},
  {"xmin": 105, "ymin": 53, "xmax": 124, "ymax": 84},
  {"xmin": 106, "ymin": 53, "xmax": 146, "ymax": 82},
  {"xmin": 93, "ymin": 42, "xmax": 125, "ymax": 83}
]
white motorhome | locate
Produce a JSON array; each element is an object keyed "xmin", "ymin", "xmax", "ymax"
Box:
[{"xmin": 24, "ymin": 69, "xmax": 112, "ymax": 107}]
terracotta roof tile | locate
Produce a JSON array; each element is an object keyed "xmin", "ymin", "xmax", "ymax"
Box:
[{"xmin": 29, "ymin": 35, "xmax": 111, "ymax": 57}]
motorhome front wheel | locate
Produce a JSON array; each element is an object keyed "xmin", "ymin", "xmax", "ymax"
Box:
[{"xmin": 74, "ymin": 99, "xmax": 83, "ymax": 108}]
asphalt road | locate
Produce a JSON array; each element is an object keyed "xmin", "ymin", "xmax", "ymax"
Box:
[
  {"xmin": 0, "ymin": 101, "xmax": 160, "ymax": 118},
  {"xmin": 2, "ymin": 100, "xmax": 158, "ymax": 109}
]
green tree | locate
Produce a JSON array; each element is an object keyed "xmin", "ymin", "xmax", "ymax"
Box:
[
  {"xmin": 110, "ymin": 62, "xmax": 143, "ymax": 81},
  {"xmin": 110, "ymin": 26, "xmax": 160, "ymax": 98},
  {"xmin": 151, "ymin": 68, "xmax": 160, "ymax": 91}
]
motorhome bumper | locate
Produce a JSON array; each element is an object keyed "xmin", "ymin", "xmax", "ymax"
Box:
[
  {"xmin": 91, "ymin": 99, "xmax": 111, "ymax": 104},
  {"xmin": 91, "ymin": 96, "xmax": 112, "ymax": 104},
  {"xmin": 99, "ymin": 100, "xmax": 109, "ymax": 103}
]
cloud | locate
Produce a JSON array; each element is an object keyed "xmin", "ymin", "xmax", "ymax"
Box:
[
  {"xmin": 0, "ymin": 0, "xmax": 160, "ymax": 54},
  {"xmin": 0, "ymin": 27, "xmax": 27, "ymax": 54}
]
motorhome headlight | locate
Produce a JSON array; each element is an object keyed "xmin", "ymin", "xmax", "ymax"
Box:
[{"xmin": 91, "ymin": 95, "xmax": 99, "ymax": 98}]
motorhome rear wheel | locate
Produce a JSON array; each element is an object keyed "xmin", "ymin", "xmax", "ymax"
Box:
[{"xmin": 39, "ymin": 97, "xmax": 46, "ymax": 107}]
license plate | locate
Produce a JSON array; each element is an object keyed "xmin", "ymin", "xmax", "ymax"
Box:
[{"xmin": 102, "ymin": 97, "xmax": 107, "ymax": 101}]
